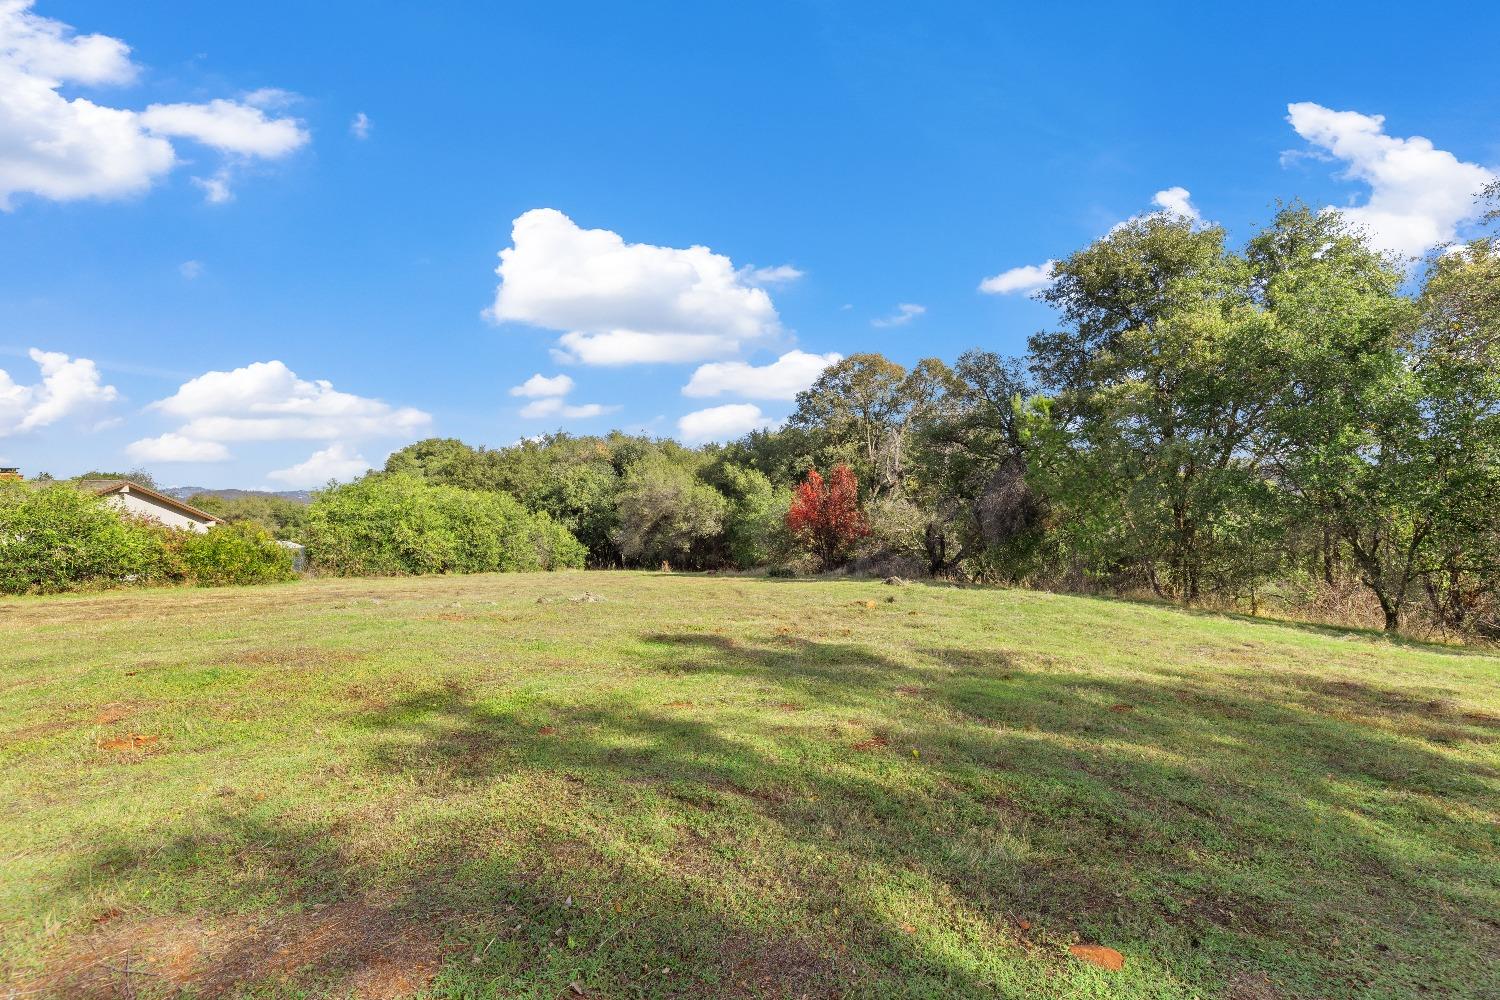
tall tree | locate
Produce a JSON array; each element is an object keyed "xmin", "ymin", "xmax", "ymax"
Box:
[
  {"xmin": 789, "ymin": 354, "xmax": 949, "ymax": 498},
  {"xmin": 1027, "ymin": 213, "xmax": 1285, "ymax": 601}
]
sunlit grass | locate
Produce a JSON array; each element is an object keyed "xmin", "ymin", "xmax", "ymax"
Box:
[{"xmin": 2, "ymin": 572, "xmax": 1497, "ymax": 998}]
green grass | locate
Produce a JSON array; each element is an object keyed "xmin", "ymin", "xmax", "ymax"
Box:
[{"xmin": 2, "ymin": 572, "xmax": 1497, "ymax": 999}]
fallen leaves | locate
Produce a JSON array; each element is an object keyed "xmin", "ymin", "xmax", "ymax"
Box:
[{"xmin": 1069, "ymin": 943, "xmax": 1125, "ymax": 971}]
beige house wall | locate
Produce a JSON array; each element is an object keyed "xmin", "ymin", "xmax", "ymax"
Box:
[{"xmin": 103, "ymin": 490, "xmax": 215, "ymax": 533}]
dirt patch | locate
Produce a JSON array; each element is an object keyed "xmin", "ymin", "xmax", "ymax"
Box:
[
  {"xmin": 96, "ymin": 733, "xmax": 160, "ymax": 753},
  {"xmin": 92, "ymin": 705, "xmax": 131, "ymax": 725},
  {"xmin": 663, "ymin": 700, "xmax": 694, "ymax": 708},
  {"xmin": 30, "ymin": 899, "xmax": 444, "ymax": 999},
  {"xmin": 850, "ymin": 735, "xmax": 888, "ymax": 752},
  {"xmin": 771, "ymin": 701, "xmax": 804, "ymax": 712}
]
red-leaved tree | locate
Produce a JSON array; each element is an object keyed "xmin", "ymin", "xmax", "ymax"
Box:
[{"xmin": 786, "ymin": 464, "xmax": 869, "ymax": 570}]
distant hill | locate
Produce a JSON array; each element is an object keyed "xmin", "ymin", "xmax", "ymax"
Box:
[{"xmin": 165, "ymin": 486, "xmax": 314, "ymax": 504}]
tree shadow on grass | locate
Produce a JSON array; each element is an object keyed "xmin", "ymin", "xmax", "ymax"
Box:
[{"xmin": 28, "ymin": 631, "xmax": 1500, "ymax": 999}]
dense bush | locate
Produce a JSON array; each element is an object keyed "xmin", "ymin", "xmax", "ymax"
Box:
[
  {"xmin": 0, "ymin": 482, "xmax": 172, "ymax": 594},
  {"xmin": 303, "ymin": 473, "xmax": 585, "ymax": 576},
  {"xmin": 611, "ymin": 454, "xmax": 727, "ymax": 568},
  {"xmin": 0, "ymin": 482, "xmax": 295, "ymax": 594},
  {"xmin": 188, "ymin": 493, "xmax": 308, "ymax": 542},
  {"xmin": 171, "ymin": 522, "xmax": 295, "ymax": 586}
]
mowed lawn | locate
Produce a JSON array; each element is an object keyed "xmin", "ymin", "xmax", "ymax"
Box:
[{"xmin": 2, "ymin": 574, "xmax": 1497, "ymax": 1000}]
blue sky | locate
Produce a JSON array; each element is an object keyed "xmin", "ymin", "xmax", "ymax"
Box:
[{"xmin": 2, "ymin": 1, "xmax": 1497, "ymax": 487}]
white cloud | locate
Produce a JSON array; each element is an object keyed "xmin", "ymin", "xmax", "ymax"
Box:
[
  {"xmin": 267, "ymin": 442, "xmax": 370, "ymax": 488},
  {"xmin": 242, "ymin": 88, "xmax": 296, "ymax": 110},
  {"xmin": 738, "ymin": 263, "xmax": 804, "ymax": 286},
  {"xmin": 676, "ymin": 403, "xmax": 777, "ymax": 442},
  {"xmin": 683, "ymin": 349, "xmax": 841, "ymax": 401},
  {"xmin": 487, "ymin": 208, "xmax": 783, "ymax": 365},
  {"xmin": 0, "ymin": 2, "xmax": 307, "ymax": 210},
  {"xmin": 518, "ymin": 398, "xmax": 616, "ymax": 420},
  {"xmin": 1286, "ymin": 102, "xmax": 1494, "ymax": 260},
  {"xmin": 509, "ymin": 372, "xmax": 574, "ymax": 398},
  {"xmin": 191, "ymin": 169, "xmax": 232, "ymax": 204},
  {"xmin": 139, "ymin": 99, "xmax": 308, "ymax": 157},
  {"xmin": 0, "ymin": 1, "xmax": 135, "ymax": 85},
  {"xmin": 1151, "ymin": 185, "xmax": 1200, "ymax": 221},
  {"xmin": 125, "ymin": 432, "xmax": 230, "ymax": 463},
  {"xmin": 349, "ymin": 111, "xmax": 370, "ymax": 140},
  {"xmin": 0, "ymin": 347, "xmax": 118, "ymax": 435},
  {"xmin": 179, "ymin": 259, "xmax": 203, "ymax": 279},
  {"xmin": 145, "ymin": 360, "xmax": 430, "ymax": 453},
  {"xmin": 979, "ymin": 261, "xmax": 1056, "ymax": 295},
  {"xmin": 872, "ymin": 303, "xmax": 925, "ymax": 328}
]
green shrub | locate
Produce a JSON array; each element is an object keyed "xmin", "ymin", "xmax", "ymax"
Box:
[
  {"xmin": 304, "ymin": 473, "xmax": 586, "ymax": 576},
  {"xmin": 172, "ymin": 522, "xmax": 296, "ymax": 586},
  {"xmin": 0, "ymin": 481, "xmax": 176, "ymax": 594}
]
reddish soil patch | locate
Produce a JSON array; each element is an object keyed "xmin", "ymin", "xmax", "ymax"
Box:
[
  {"xmin": 1108, "ymin": 703, "xmax": 1135, "ymax": 713},
  {"xmin": 1069, "ymin": 943, "xmax": 1125, "ymax": 971},
  {"xmin": 30, "ymin": 899, "xmax": 443, "ymax": 1000},
  {"xmin": 92, "ymin": 705, "xmax": 130, "ymax": 725},
  {"xmin": 538, "ymin": 725, "xmax": 558, "ymax": 736},
  {"xmin": 96, "ymin": 733, "xmax": 160, "ymax": 753},
  {"xmin": 772, "ymin": 701, "xmax": 804, "ymax": 712},
  {"xmin": 850, "ymin": 735, "xmax": 888, "ymax": 752}
]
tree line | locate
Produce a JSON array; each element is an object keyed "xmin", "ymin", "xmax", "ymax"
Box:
[
  {"xmin": 10, "ymin": 194, "xmax": 1494, "ymax": 638},
  {"xmin": 368, "ymin": 198, "xmax": 1498, "ymax": 638}
]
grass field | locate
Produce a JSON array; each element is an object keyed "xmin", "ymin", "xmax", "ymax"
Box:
[{"xmin": 2, "ymin": 572, "xmax": 1497, "ymax": 999}]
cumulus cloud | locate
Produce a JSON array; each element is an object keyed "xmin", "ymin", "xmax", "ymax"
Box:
[
  {"xmin": 872, "ymin": 303, "xmax": 925, "ymax": 328},
  {"xmin": 508, "ymin": 372, "xmax": 574, "ymax": 398},
  {"xmin": 979, "ymin": 261, "xmax": 1056, "ymax": 295},
  {"xmin": 1150, "ymin": 185, "xmax": 1200, "ymax": 221},
  {"xmin": 682, "ymin": 349, "xmax": 841, "ymax": 401},
  {"xmin": 349, "ymin": 111, "xmax": 371, "ymax": 140},
  {"xmin": 0, "ymin": 347, "xmax": 118, "ymax": 435},
  {"xmin": 676, "ymin": 403, "xmax": 777, "ymax": 443},
  {"xmin": 518, "ymin": 398, "xmax": 615, "ymax": 420},
  {"xmin": 267, "ymin": 442, "xmax": 370, "ymax": 488},
  {"xmin": 178, "ymin": 259, "xmax": 203, "ymax": 279},
  {"xmin": 506, "ymin": 369, "xmax": 613, "ymax": 419},
  {"xmin": 487, "ymin": 208, "xmax": 783, "ymax": 365},
  {"xmin": 125, "ymin": 432, "xmax": 229, "ymax": 463},
  {"xmin": 1286, "ymin": 102, "xmax": 1494, "ymax": 260},
  {"xmin": 0, "ymin": 1, "xmax": 308, "ymax": 210},
  {"xmin": 133, "ymin": 360, "xmax": 430, "ymax": 460}
]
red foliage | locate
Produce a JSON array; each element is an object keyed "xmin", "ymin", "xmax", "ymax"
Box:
[{"xmin": 786, "ymin": 464, "xmax": 869, "ymax": 569}]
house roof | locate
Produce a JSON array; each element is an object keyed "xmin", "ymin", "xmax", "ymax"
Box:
[{"xmin": 80, "ymin": 480, "xmax": 223, "ymax": 525}]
